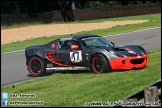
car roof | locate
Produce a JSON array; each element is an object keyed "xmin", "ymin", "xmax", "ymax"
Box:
[
  {"xmin": 59, "ymin": 34, "xmax": 101, "ymax": 41},
  {"xmin": 46, "ymin": 34, "xmax": 101, "ymax": 45}
]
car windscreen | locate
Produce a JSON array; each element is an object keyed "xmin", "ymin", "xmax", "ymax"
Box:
[{"xmin": 81, "ymin": 37, "xmax": 114, "ymax": 48}]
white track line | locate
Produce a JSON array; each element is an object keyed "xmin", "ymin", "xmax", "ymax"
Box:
[
  {"xmin": 2, "ymin": 27, "xmax": 161, "ymax": 54},
  {"xmin": 2, "ymin": 49, "xmax": 25, "ymax": 54},
  {"xmin": 104, "ymin": 26, "xmax": 161, "ymax": 37}
]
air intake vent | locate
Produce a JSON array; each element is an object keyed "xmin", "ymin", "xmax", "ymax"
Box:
[{"xmin": 130, "ymin": 58, "xmax": 144, "ymax": 64}]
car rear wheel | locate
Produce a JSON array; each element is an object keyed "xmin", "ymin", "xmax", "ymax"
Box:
[
  {"xmin": 28, "ymin": 56, "xmax": 47, "ymax": 77},
  {"xmin": 90, "ymin": 54, "xmax": 111, "ymax": 74}
]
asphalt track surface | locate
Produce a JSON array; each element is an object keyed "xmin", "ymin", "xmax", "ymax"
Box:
[{"xmin": 1, "ymin": 27, "xmax": 161, "ymax": 87}]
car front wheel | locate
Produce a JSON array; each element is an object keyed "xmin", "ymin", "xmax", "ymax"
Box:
[
  {"xmin": 90, "ymin": 54, "xmax": 111, "ymax": 74},
  {"xmin": 28, "ymin": 56, "xmax": 47, "ymax": 77}
]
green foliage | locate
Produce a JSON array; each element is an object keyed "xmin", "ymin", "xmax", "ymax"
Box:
[
  {"xmin": 108, "ymin": 1, "xmax": 119, "ymax": 6},
  {"xmin": 1, "ymin": 1, "xmax": 20, "ymax": 14},
  {"xmin": 1, "ymin": 1, "xmax": 161, "ymax": 14},
  {"xmin": 85, "ymin": 1, "xmax": 105, "ymax": 8},
  {"xmin": 84, "ymin": 1, "xmax": 161, "ymax": 8}
]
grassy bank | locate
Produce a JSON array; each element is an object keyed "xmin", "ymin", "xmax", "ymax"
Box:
[
  {"xmin": 1, "ymin": 49, "xmax": 161, "ymax": 107},
  {"xmin": 1, "ymin": 13, "xmax": 161, "ymax": 53}
]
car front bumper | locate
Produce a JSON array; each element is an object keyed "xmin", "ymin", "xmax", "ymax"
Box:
[{"xmin": 109, "ymin": 54, "xmax": 148, "ymax": 70}]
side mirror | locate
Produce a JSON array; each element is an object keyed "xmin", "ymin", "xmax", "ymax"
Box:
[
  {"xmin": 111, "ymin": 41, "xmax": 115, "ymax": 47},
  {"xmin": 111, "ymin": 41, "xmax": 114, "ymax": 44},
  {"xmin": 71, "ymin": 45, "xmax": 79, "ymax": 50},
  {"xmin": 51, "ymin": 43, "xmax": 56, "ymax": 48}
]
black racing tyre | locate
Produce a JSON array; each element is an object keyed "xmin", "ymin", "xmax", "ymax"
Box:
[
  {"xmin": 28, "ymin": 56, "xmax": 47, "ymax": 77},
  {"xmin": 90, "ymin": 54, "xmax": 111, "ymax": 74}
]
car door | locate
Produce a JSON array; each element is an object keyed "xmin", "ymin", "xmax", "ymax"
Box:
[{"xmin": 53, "ymin": 40, "xmax": 83, "ymax": 65}]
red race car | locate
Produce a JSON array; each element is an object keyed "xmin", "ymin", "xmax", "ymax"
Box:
[{"xmin": 25, "ymin": 34, "xmax": 148, "ymax": 76}]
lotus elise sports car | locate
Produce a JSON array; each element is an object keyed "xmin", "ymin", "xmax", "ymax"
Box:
[{"xmin": 25, "ymin": 34, "xmax": 148, "ymax": 77}]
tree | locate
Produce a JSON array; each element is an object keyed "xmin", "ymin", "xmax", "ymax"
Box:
[{"xmin": 1, "ymin": 1, "xmax": 161, "ymax": 14}]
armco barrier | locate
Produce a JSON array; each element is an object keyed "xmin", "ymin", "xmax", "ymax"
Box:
[{"xmin": 122, "ymin": 79, "xmax": 161, "ymax": 107}]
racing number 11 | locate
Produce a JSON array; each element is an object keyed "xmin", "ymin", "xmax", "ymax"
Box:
[{"xmin": 70, "ymin": 50, "xmax": 82, "ymax": 62}]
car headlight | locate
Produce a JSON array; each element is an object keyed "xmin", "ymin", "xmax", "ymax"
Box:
[{"xmin": 109, "ymin": 50, "xmax": 124, "ymax": 57}]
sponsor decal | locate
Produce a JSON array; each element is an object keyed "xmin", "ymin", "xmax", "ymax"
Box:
[
  {"xmin": 82, "ymin": 37, "xmax": 100, "ymax": 40},
  {"xmin": 70, "ymin": 50, "xmax": 82, "ymax": 62},
  {"xmin": 60, "ymin": 36, "xmax": 73, "ymax": 41}
]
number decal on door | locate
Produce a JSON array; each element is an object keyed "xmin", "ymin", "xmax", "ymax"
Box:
[{"xmin": 70, "ymin": 50, "xmax": 82, "ymax": 62}]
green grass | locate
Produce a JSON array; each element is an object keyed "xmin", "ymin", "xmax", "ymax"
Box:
[
  {"xmin": 1, "ymin": 13, "xmax": 161, "ymax": 53},
  {"xmin": 1, "ymin": 49, "xmax": 161, "ymax": 107}
]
